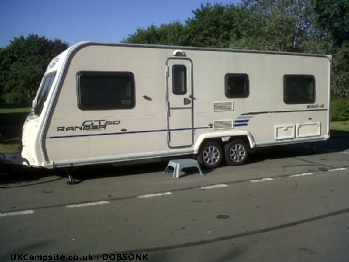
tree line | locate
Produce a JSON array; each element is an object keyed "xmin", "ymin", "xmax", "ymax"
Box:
[{"xmin": 0, "ymin": 0, "xmax": 348, "ymax": 106}]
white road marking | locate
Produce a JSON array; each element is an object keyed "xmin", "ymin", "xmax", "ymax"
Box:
[
  {"xmin": 200, "ymin": 184, "xmax": 228, "ymax": 190},
  {"xmin": 328, "ymin": 167, "xmax": 347, "ymax": 172},
  {"xmin": 138, "ymin": 192, "xmax": 172, "ymax": 199},
  {"xmin": 289, "ymin": 172, "xmax": 313, "ymax": 178},
  {"xmin": 0, "ymin": 210, "xmax": 34, "ymax": 217},
  {"xmin": 66, "ymin": 200, "xmax": 110, "ymax": 208},
  {"xmin": 251, "ymin": 178, "xmax": 274, "ymax": 183}
]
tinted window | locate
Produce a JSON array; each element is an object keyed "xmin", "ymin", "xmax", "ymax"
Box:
[
  {"xmin": 77, "ymin": 72, "xmax": 135, "ymax": 110},
  {"xmin": 225, "ymin": 73, "xmax": 249, "ymax": 98},
  {"xmin": 172, "ymin": 65, "xmax": 187, "ymax": 95},
  {"xmin": 284, "ymin": 75, "xmax": 315, "ymax": 104},
  {"xmin": 34, "ymin": 72, "xmax": 56, "ymax": 116}
]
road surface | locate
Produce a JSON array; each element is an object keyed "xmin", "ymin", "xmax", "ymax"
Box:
[{"xmin": 1, "ymin": 136, "xmax": 348, "ymax": 261}]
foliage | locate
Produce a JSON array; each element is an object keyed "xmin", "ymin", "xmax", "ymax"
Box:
[
  {"xmin": 331, "ymin": 98, "xmax": 349, "ymax": 121},
  {"xmin": 123, "ymin": 22, "xmax": 189, "ymax": 46},
  {"xmin": 184, "ymin": 3, "xmax": 237, "ymax": 48},
  {"xmin": 237, "ymin": 0, "xmax": 313, "ymax": 52},
  {"xmin": 123, "ymin": 1, "xmax": 349, "ymax": 101},
  {"xmin": 0, "ymin": 34, "xmax": 68, "ymax": 103},
  {"xmin": 312, "ymin": 0, "xmax": 349, "ymax": 48},
  {"xmin": 331, "ymin": 42, "xmax": 349, "ymax": 98}
]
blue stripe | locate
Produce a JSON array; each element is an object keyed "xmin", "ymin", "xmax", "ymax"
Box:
[
  {"xmin": 234, "ymin": 123, "xmax": 248, "ymax": 127},
  {"xmin": 234, "ymin": 120, "xmax": 249, "ymax": 123}
]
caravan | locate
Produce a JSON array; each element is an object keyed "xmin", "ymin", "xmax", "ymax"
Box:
[{"xmin": 1, "ymin": 42, "xmax": 331, "ymax": 171}]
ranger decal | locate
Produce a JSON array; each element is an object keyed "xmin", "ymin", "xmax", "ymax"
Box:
[{"xmin": 57, "ymin": 120, "xmax": 121, "ymax": 132}]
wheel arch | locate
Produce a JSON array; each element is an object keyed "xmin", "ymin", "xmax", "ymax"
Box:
[{"xmin": 193, "ymin": 130, "xmax": 256, "ymax": 154}]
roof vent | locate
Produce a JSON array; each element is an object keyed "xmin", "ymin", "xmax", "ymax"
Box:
[{"xmin": 173, "ymin": 50, "xmax": 186, "ymax": 57}]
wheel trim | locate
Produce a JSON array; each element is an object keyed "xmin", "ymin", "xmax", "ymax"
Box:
[
  {"xmin": 203, "ymin": 146, "xmax": 220, "ymax": 165},
  {"xmin": 229, "ymin": 144, "xmax": 246, "ymax": 163}
]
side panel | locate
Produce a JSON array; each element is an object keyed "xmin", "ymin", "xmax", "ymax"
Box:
[
  {"xmin": 191, "ymin": 52, "xmax": 330, "ymax": 148},
  {"xmin": 44, "ymin": 45, "xmax": 172, "ymax": 164}
]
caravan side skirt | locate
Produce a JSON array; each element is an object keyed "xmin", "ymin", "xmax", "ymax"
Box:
[
  {"xmin": 45, "ymin": 148, "xmax": 194, "ymax": 168},
  {"xmin": 255, "ymin": 135, "xmax": 330, "ymax": 148}
]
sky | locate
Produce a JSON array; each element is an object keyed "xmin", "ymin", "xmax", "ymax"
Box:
[{"xmin": 0, "ymin": 0, "xmax": 241, "ymax": 48}]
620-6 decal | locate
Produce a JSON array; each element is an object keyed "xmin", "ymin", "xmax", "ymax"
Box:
[{"xmin": 307, "ymin": 104, "xmax": 324, "ymax": 109}]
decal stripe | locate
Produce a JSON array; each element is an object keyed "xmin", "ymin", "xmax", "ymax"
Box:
[
  {"xmin": 242, "ymin": 109, "xmax": 328, "ymax": 115},
  {"xmin": 49, "ymin": 126, "xmax": 209, "ymax": 139},
  {"xmin": 234, "ymin": 123, "xmax": 248, "ymax": 127}
]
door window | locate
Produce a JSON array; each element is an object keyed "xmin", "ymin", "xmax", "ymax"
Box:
[{"xmin": 172, "ymin": 65, "xmax": 187, "ymax": 95}]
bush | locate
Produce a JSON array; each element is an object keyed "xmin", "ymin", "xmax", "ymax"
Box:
[
  {"xmin": 331, "ymin": 98, "xmax": 349, "ymax": 121},
  {"xmin": 3, "ymin": 92, "xmax": 31, "ymax": 104}
]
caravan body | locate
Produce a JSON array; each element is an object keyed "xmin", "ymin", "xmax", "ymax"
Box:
[{"xmin": 19, "ymin": 42, "xmax": 331, "ymax": 168}]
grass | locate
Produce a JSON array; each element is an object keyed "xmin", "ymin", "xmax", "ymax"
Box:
[
  {"xmin": 0, "ymin": 137, "xmax": 21, "ymax": 152},
  {"xmin": 0, "ymin": 105, "xmax": 348, "ymax": 153},
  {"xmin": 0, "ymin": 105, "xmax": 30, "ymax": 152},
  {"xmin": 330, "ymin": 120, "xmax": 349, "ymax": 134},
  {"xmin": 0, "ymin": 106, "xmax": 31, "ymax": 125}
]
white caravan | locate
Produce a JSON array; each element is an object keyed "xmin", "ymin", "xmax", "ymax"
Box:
[{"xmin": 1, "ymin": 42, "xmax": 331, "ymax": 171}]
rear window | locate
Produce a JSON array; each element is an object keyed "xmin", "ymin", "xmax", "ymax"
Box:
[
  {"xmin": 284, "ymin": 75, "xmax": 315, "ymax": 104},
  {"xmin": 77, "ymin": 71, "xmax": 135, "ymax": 110},
  {"xmin": 34, "ymin": 72, "xmax": 56, "ymax": 116}
]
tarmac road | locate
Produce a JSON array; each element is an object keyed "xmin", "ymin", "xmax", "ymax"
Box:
[{"xmin": 0, "ymin": 136, "xmax": 348, "ymax": 261}]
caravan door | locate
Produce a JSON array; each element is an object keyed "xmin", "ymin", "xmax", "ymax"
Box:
[{"xmin": 166, "ymin": 57, "xmax": 194, "ymax": 148}]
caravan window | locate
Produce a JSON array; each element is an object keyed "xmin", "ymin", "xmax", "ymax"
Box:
[
  {"xmin": 34, "ymin": 72, "xmax": 56, "ymax": 116},
  {"xmin": 172, "ymin": 65, "xmax": 187, "ymax": 95},
  {"xmin": 77, "ymin": 72, "xmax": 135, "ymax": 110},
  {"xmin": 284, "ymin": 75, "xmax": 315, "ymax": 104},
  {"xmin": 225, "ymin": 73, "xmax": 249, "ymax": 98}
]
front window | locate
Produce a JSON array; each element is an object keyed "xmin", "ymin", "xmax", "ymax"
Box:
[
  {"xmin": 34, "ymin": 72, "xmax": 56, "ymax": 116},
  {"xmin": 77, "ymin": 71, "xmax": 135, "ymax": 110}
]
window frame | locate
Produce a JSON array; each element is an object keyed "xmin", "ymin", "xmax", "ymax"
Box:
[
  {"xmin": 77, "ymin": 71, "xmax": 135, "ymax": 111},
  {"xmin": 283, "ymin": 74, "xmax": 316, "ymax": 104},
  {"xmin": 225, "ymin": 73, "xmax": 249, "ymax": 98}
]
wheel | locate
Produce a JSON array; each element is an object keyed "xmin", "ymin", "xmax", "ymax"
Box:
[
  {"xmin": 224, "ymin": 139, "xmax": 249, "ymax": 166},
  {"xmin": 197, "ymin": 141, "xmax": 223, "ymax": 168}
]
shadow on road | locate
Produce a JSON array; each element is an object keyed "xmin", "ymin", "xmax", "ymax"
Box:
[
  {"xmin": 1, "ymin": 136, "xmax": 348, "ymax": 185},
  {"xmin": 250, "ymin": 135, "xmax": 349, "ymax": 164}
]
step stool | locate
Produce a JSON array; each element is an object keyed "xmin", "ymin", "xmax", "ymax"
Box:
[{"xmin": 164, "ymin": 159, "xmax": 204, "ymax": 178}]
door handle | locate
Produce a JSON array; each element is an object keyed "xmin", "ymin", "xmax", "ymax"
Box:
[{"xmin": 184, "ymin": 97, "xmax": 192, "ymax": 105}]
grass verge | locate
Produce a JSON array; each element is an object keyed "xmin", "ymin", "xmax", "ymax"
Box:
[
  {"xmin": 0, "ymin": 107, "xmax": 30, "ymax": 125},
  {"xmin": 330, "ymin": 120, "xmax": 349, "ymax": 134},
  {"xmin": 0, "ymin": 105, "xmax": 30, "ymax": 152}
]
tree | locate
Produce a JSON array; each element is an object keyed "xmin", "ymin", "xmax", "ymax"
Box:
[
  {"xmin": 185, "ymin": 3, "xmax": 237, "ymax": 48},
  {"xmin": 123, "ymin": 22, "xmax": 189, "ymax": 46},
  {"xmin": 237, "ymin": 0, "xmax": 321, "ymax": 52},
  {"xmin": 313, "ymin": 0, "xmax": 349, "ymax": 48},
  {"xmin": 332, "ymin": 42, "xmax": 349, "ymax": 98},
  {"xmin": 0, "ymin": 34, "xmax": 68, "ymax": 103},
  {"xmin": 122, "ymin": 1, "xmax": 346, "ymax": 98}
]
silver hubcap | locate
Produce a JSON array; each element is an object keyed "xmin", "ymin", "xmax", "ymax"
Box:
[
  {"xmin": 203, "ymin": 146, "xmax": 220, "ymax": 165},
  {"xmin": 230, "ymin": 144, "xmax": 246, "ymax": 163}
]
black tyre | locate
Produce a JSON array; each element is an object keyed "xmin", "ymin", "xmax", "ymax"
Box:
[
  {"xmin": 197, "ymin": 141, "xmax": 223, "ymax": 168},
  {"xmin": 224, "ymin": 139, "xmax": 249, "ymax": 166}
]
